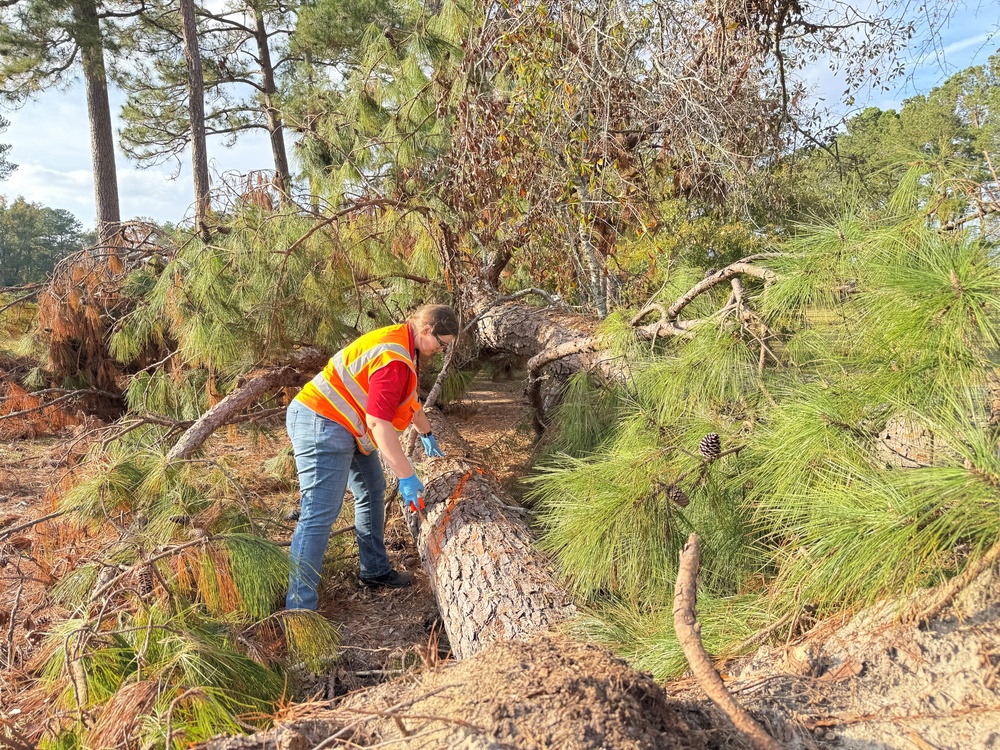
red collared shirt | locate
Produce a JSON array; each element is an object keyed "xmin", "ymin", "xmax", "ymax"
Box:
[{"xmin": 366, "ymin": 325, "xmax": 416, "ymax": 420}]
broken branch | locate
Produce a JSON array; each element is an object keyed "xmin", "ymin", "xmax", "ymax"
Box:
[{"xmin": 673, "ymin": 533, "xmax": 783, "ymax": 750}]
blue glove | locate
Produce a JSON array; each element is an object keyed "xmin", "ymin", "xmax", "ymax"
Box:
[
  {"xmin": 420, "ymin": 432, "xmax": 445, "ymax": 458},
  {"xmin": 399, "ymin": 473, "xmax": 425, "ymax": 512}
]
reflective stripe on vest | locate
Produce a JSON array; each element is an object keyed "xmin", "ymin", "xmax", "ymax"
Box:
[
  {"xmin": 302, "ymin": 325, "xmax": 418, "ymax": 454},
  {"xmin": 308, "ymin": 372, "xmax": 376, "ymax": 453},
  {"xmin": 331, "ymin": 342, "xmax": 414, "ymax": 409}
]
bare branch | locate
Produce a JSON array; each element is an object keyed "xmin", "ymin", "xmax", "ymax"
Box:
[{"xmin": 673, "ymin": 533, "xmax": 783, "ymax": 750}]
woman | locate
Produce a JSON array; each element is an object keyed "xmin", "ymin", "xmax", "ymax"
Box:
[{"xmin": 285, "ymin": 304, "xmax": 459, "ymax": 610}]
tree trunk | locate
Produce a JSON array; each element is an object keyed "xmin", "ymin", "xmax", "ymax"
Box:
[
  {"xmin": 410, "ymin": 410, "xmax": 576, "ymax": 659},
  {"xmin": 253, "ymin": 10, "xmax": 291, "ymax": 202},
  {"xmin": 179, "ymin": 0, "xmax": 212, "ymax": 240},
  {"xmin": 196, "ymin": 413, "xmax": 711, "ymax": 750},
  {"xmin": 76, "ymin": 0, "xmax": 121, "ymax": 247},
  {"xmin": 472, "ymin": 297, "xmax": 623, "ymax": 426}
]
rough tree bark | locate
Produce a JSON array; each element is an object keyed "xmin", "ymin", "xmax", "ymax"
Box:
[
  {"xmin": 470, "ymin": 255, "xmax": 780, "ymax": 427},
  {"xmin": 407, "ymin": 410, "xmax": 576, "ymax": 658},
  {"xmin": 165, "ymin": 349, "xmax": 327, "ymax": 461},
  {"xmin": 179, "ymin": 0, "xmax": 212, "ymax": 240},
  {"xmin": 252, "ymin": 9, "xmax": 291, "ymax": 199},
  {"xmin": 76, "ymin": 0, "xmax": 121, "ymax": 247}
]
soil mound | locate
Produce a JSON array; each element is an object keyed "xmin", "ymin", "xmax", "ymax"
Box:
[
  {"xmin": 202, "ymin": 633, "xmax": 716, "ymax": 750},
  {"xmin": 718, "ymin": 565, "xmax": 1000, "ymax": 749}
]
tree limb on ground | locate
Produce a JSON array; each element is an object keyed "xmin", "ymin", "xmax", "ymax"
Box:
[
  {"xmin": 673, "ymin": 533, "xmax": 783, "ymax": 750},
  {"xmin": 165, "ymin": 348, "xmax": 327, "ymax": 461},
  {"xmin": 407, "ymin": 410, "xmax": 577, "ymax": 658},
  {"xmin": 910, "ymin": 533, "xmax": 1000, "ymax": 626}
]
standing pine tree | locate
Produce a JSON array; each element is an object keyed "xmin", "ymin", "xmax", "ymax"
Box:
[
  {"xmin": 0, "ymin": 113, "xmax": 15, "ymax": 180},
  {"xmin": 0, "ymin": 1, "xmax": 142, "ymax": 245},
  {"xmin": 118, "ymin": 0, "xmax": 297, "ymax": 199}
]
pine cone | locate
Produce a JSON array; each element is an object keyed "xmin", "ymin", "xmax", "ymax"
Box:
[
  {"xmin": 169, "ymin": 514, "xmax": 192, "ymax": 526},
  {"xmin": 136, "ymin": 565, "xmax": 154, "ymax": 596},
  {"xmin": 666, "ymin": 484, "xmax": 690, "ymax": 508},
  {"xmin": 699, "ymin": 433, "xmax": 721, "ymax": 461}
]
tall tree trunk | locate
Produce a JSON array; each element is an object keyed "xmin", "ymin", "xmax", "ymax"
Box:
[
  {"xmin": 76, "ymin": 0, "xmax": 121, "ymax": 247},
  {"xmin": 253, "ymin": 10, "xmax": 291, "ymax": 202},
  {"xmin": 179, "ymin": 0, "xmax": 212, "ymax": 240}
]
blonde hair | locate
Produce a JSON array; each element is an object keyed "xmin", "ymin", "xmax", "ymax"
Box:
[{"xmin": 408, "ymin": 304, "xmax": 459, "ymax": 337}]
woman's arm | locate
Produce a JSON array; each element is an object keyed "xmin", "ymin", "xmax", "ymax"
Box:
[{"xmin": 411, "ymin": 408, "xmax": 432, "ymax": 436}]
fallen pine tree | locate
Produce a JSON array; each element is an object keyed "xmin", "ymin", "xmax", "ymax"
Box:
[{"xmin": 195, "ymin": 411, "xmax": 777, "ymax": 750}]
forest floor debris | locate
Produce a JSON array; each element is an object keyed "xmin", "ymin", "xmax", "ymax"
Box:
[{"xmin": 2, "ymin": 373, "xmax": 999, "ymax": 748}]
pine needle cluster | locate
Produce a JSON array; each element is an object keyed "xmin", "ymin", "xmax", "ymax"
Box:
[
  {"xmin": 531, "ymin": 176, "xmax": 1000, "ymax": 678},
  {"xmin": 34, "ymin": 427, "xmax": 339, "ymax": 748}
]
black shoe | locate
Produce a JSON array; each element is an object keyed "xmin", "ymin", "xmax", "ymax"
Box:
[{"xmin": 360, "ymin": 569, "xmax": 414, "ymax": 589}]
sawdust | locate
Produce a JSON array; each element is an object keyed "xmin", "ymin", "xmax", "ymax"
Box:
[{"xmin": 721, "ymin": 568, "xmax": 1000, "ymax": 749}]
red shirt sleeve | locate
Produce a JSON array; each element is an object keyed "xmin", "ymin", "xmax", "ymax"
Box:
[{"xmin": 366, "ymin": 361, "xmax": 411, "ymax": 421}]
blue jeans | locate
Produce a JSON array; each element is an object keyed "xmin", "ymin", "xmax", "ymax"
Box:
[{"xmin": 286, "ymin": 400, "xmax": 391, "ymax": 610}]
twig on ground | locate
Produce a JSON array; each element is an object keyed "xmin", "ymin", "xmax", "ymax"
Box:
[
  {"xmin": 673, "ymin": 533, "xmax": 783, "ymax": 750},
  {"xmin": 910, "ymin": 534, "xmax": 1000, "ymax": 625},
  {"xmin": 0, "ymin": 510, "xmax": 67, "ymax": 543},
  {"xmin": 3, "ymin": 579, "xmax": 23, "ymax": 669},
  {"xmin": 807, "ymin": 701, "xmax": 1000, "ymax": 729},
  {"xmin": 733, "ymin": 612, "xmax": 794, "ymax": 654},
  {"xmin": 165, "ymin": 688, "xmax": 204, "ymax": 750},
  {"xmin": 0, "ymin": 723, "xmax": 35, "ymax": 750},
  {"xmin": 0, "ymin": 389, "xmax": 123, "ymax": 422},
  {"xmin": 311, "ymin": 684, "xmax": 461, "ymax": 749}
]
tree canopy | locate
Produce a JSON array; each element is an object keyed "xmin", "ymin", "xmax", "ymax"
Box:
[
  {"xmin": 0, "ymin": 196, "xmax": 89, "ymax": 285},
  {"xmin": 0, "ymin": 113, "xmax": 14, "ymax": 181}
]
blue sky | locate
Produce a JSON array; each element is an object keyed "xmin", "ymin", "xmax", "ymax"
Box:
[{"xmin": 1, "ymin": 3, "xmax": 998, "ymax": 231}]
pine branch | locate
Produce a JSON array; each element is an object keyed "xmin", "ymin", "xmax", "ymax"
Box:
[
  {"xmin": 909, "ymin": 534, "xmax": 1000, "ymax": 626},
  {"xmin": 673, "ymin": 533, "xmax": 782, "ymax": 750},
  {"xmin": 0, "ymin": 510, "xmax": 67, "ymax": 544},
  {"xmin": 630, "ymin": 253, "xmax": 784, "ymax": 327},
  {"xmin": 312, "ymin": 685, "xmax": 461, "ymax": 749},
  {"xmin": 0, "ymin": 389, "xmax": 123, "ymax": 423},
  {"xmin": 165, "ymin": 351, "xmax": 326, "ymax": 461},
  {"xmin": 0, "ymin": 286, "xmax": 42, "ymax": 315}
]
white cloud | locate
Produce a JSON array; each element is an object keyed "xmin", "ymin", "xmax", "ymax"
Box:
[
  {"xmin": 797, "ymin": 8, "xmax": 998, "ymax": 131},
  {"xmin": 3, "ymin": 163, "xmax": 95, "ymax": 221},
  {"xmin": 2, "ymin": 80, "xmax": 281, "ymax": 228},
  {"xmin": 940, "ymin": 31, "xmax": 996, "ymax": 59}
]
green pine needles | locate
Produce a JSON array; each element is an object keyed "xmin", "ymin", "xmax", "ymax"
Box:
[
  {"xmin": 37, "ymin": 426, "xmax": 339, "ymax": 748},
  {"xmin": 34, "ymin": 604, "xmax": 300, "ymax": 749},
  {"xmin": 530, "ymin": 181, "xmax": 1000, "ymax": 679}
]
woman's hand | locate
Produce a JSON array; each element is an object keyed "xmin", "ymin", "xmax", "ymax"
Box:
[
  {"xmin": 399, "ymin": 473, "xmax": 425, "ymax": 512},
  {"xmin": 420, "ymin": 433, "xmax": 445, "ymax": 458}
]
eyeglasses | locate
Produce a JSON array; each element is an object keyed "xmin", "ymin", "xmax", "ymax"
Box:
[{"xmin": 432, "ymin": 332, "xmax": 453, "ymax": 351}]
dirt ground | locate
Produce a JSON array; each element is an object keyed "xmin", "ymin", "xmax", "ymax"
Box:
[{"xmin": 3, "ymin": 373, "xmax": 1000, "ymax": 749}]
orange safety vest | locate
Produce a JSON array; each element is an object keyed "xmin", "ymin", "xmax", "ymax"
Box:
[{"xmin": 295, "ymin": 324, "xmax": 421, "ymax": 453}]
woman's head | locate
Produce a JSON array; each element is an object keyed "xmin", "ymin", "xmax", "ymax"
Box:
[{"xmin": 408, "ymin": 304, "xmax": 459, "ymax": 356}]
